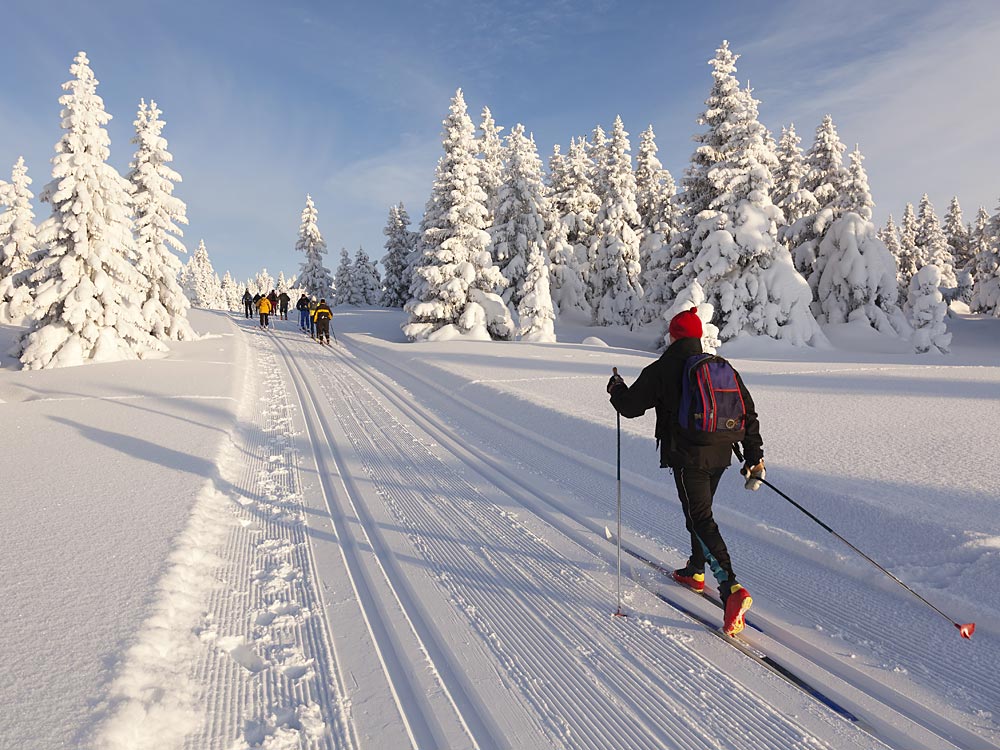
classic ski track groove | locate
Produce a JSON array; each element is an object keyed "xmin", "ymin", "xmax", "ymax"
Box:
[
  {"xmin": 189, "ymin": 334, "xmax": 354, "ymax": 749},
  {"xmin": 275, "ymin": 330, "xmax": 894, "ymax": 750},
  {"xmin": 330, "ymin": 331, "xmax": 996, "ymax": 750},
  {"xmin": 273, "ymin": 331, "xmax": 497, "ymax": 750}
]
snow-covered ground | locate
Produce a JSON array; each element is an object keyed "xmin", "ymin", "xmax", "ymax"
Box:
[{"xmin": 2, "ymin": 307, "xmax": 997, "ymax": 750}]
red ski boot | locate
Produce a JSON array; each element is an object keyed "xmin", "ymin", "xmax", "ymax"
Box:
[
  {"xmin": 670, "ymin": 566, "xmax": 705, "ymax": 594},
  {"xmin": 722, "ymin": 583, "xmax": 752, "ymax": 636}
]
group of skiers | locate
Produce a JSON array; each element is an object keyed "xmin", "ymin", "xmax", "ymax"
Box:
[
  {"xmin": 241, "ymin": 289, "xmax": 335, "ymax": 344},
  {"xmin": 608, "ymin": 307, "xmax": 766, "ymax": 637}
]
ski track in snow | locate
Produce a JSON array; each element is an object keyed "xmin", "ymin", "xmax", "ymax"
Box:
[
  {"xmin": 331, "ymin": 332, "xmax": 1000, "ymax": 750},
  {"xmin": 266, "ymin": 328, "xmax": 892, "ymax": 750},
  {"xmin": 94, "ymin": 330, "xmax": 354, "ymax": 749}
]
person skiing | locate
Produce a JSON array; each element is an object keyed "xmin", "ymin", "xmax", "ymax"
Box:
[
  {"xmin": 267, "ymin": 290, "xmax": 279, "ymax": 319},
  {"xmin": 607, "ymin": 307, "xmax": 765, "ymax": 637},
  {"xmin": 278, "ymin": 290, "xmax": 291, "ymax": 320},
  {"xmin": 313, "ymin": 298, "xmax": 333, "ymax": 344},
  {"xmin": 242, "ymin": 289, "xmax": 254, "ymax": 318},
  {"xmin": 308, "ymin": 297, "xmax": 319, "ymax": 339},
  {"xmin": 257, "ymin": 293, "xmax": 273, "ymax": 329},
  {"xmin": 296, "ymin": 293, "xmax": 310, "ymax": 331}
]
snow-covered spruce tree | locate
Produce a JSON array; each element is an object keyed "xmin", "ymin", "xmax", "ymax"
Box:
[
  {"xmin": 544, "ymin": 146, "xmax": 587, "ymax": 315},
  {"xmin": 517, "ymin": 236, "xmax": 556, "ymax": 342},
  {"xmin": 589, "ymin": 116, "xmax": 643, "ymax": 327},
  {"xmin": 296, "ymin": 195, "xmax": 333, "ymax": 300},
  {"xmin": 810, "ymin": 145, "xmax": 906, "ymax": 334},
  {"xmin": 491, "ymin": 124, "xmax": 549, "ymax": 312},
  {"xmin": 773, "ymin": 125, "xmax": 820, "ymax": 255},
  {"xmin": 0, "ymin": 157, "xmax": 38, "ymax": 323},
  {"xmin": 255, "ymin": 267, "xmax": 274, "ymax": 296},
  {"xmin": 790, "ymin": 115, "xmax": 850, "ymax": 282},
  {"xmin": 352, "ymin": 247, "xmax": 381, "ymax": 305},
  {"xmin": 277, "ymin": 271, "xmax": 288, "ymax": 294},
  {"xmin": 944, "ymin": 197, "xmax": 973, "ymax": 301},
  {"xmin": 970, "ymin": 203, "xmax": 1000, "ymax": 315},
  {"xmin": 403, "ymin": 89, "xmax": 512, "ymax": 341},
  {"xmin": 478, "ymin": 107, "xmax": 505, "ymax": 228},
  {"xmin": 675, "ymin": 43, "xmax": 821, "ymax": 345},
  {"xmin": 221, "ymin": 271, "xmax": 241, "ymax": 311},
  {"xmin": 915, "ymin": 193, "xmax": 957, "ymax": 294},
  {"xmin": 20, "ymin": 52, "xmax": 164, "ymax": 369},
  {"xmin": 584, "ymin": 125, "xmax": 610, "ymax": 307},
  {"xmin": 381, "ymin": 203, "xmax": 416, "ymax": 307},
  {"xmin": 907, "ymin": 265, "xmax": 951, "ymax": 353},
  {"xmin": 635, "ymin": 125, "xmax": 681, "ymax": 324},
  {"xmin": 812, "ymin": 213, "xmax": 907, "ymax": 333},
  {"xmin": 127, "ymin": 99, "xmax": 195, "ymax": 341},
  {"xmin": 548, "ymin": 137, "xmax": 598, "ymax": 313},
  {"xmin": 896, "ymin": 202, "xmax": 922, "ymax": 297},
  {"xmin": 187, "ymin": 240, "xmax": 222, "ymax": 308},
  {"xmin": 334, "ymin": 248, "xmax": 354, "ymax": 305}
]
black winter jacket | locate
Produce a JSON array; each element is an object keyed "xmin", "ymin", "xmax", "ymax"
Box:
[{"xmin": 609, "ymin": 337, "xmax": 764, "ymax": 470}]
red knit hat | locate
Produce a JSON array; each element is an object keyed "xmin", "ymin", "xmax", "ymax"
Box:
[{"xmin": 668, "ymin": 307, "xmax": 703, "ymax": 340}]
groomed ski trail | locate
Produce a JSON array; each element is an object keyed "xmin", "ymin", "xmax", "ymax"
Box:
[
  {"xmin": 264, "ymin": 326, "xmax": 894, "ymax": 750},
  {"xmin": 340, "ymin": 331, "xmax": 1000, "ymax": 750}
]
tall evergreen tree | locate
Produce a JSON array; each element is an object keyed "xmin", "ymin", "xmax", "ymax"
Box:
[
  {"xmin": 944, "ymin": 196, "xmax": 970, "ymax": 268},
  {"xmin": 128, "ymin": 99, "xmax": 195, "ymax": 341},
  {"xmin": 334, "ymin": 247, "xmax": 354, "ymax": 305},
  {"xmin": 790, "ymin": 115, "xmax": 850, "ymax": 281},
  {"xmin": 544, "ymin": 144, "xmax": 586, "ymax": 315},
  {"xmin": 254, "ymin": 268, "xmax": 274, "ymax": 296},
  {"xmin": 491, "ymin": 124, "xmax": 549, "ymax": 312},
  {"xmin": 915, "ymin": 193, "xmax": 957, "ymax": 293},
  {"xmin": 970, "ymin": 202, "xmax": 1000, "ymax": 315},
  {"xmin": 20, "ymin": 52, "xmax": 163, "ymax": 369},
  {"xmin": 352, "ymin": 247, "xmax": 381, "ymax": 305},
  {"xmin": 220, "ymin": 271, "xmax": 241, "ymax": 312},
  {"xmin": 186, "ymin": 240, "xmax": 222, "ymax": 308},
  {"xmin": 478, "ymin": 106, "xmax": 505, "ymax": 228},
  {"xmin": 676, "ymin": 43, "xmax": 820, "ymax": 345},
  {"xmin": 634, "ymin": 125, "xmax": 681, "ymax": 324},
  {"xmin": 896, "ymin": 203, "xmax": 922, "ymax": 295},
  {"xmin": 403, "ymin": 89, "xmax": 511, "ymax": 341},
  {"xmin": 296, "ymin": 195, "xmax": 333, "ymax": 300},
  {"xmin": 0, "ymin": 157, "xmax": 37, "ymax": 323},
  {"xmin": 381, "ymin": 203, "xmax": 416, "ymax": 307},
  {"xmin": 838, "ymin": 147, "xmax": 874, "ymax": 220},
  {"xmin": 774, "ymin": 124, "xmax": 819, "ymax": 251},
  {"xmin": 590, "ymin": 116, "xmax": 643, "ymax": 327},
  {"xmin": 549, "ymin": 137, "xmax": 598, "ymax": 313}
]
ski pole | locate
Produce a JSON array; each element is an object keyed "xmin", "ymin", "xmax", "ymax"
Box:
[
  {"xmin": 613, "ymin": 367, "xmax": 626, "ymax": 618},
  {"xmin": 734, "ymin": 448, "xmax": 974, "ymax": 639}
]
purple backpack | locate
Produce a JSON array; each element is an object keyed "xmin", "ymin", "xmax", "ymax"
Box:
[{"xmin": 678, "ymin": 354, "xmax": 747, "ymax": 445}]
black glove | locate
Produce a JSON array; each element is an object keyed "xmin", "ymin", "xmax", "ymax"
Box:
[{"xmin": 607, "ymin": 372, "xmax": 625, "ymax": 394}]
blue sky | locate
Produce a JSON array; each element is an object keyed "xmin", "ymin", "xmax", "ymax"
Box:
[{"xmin": 2, "ymin": 0, "xmax": 999, "ymax": 282}]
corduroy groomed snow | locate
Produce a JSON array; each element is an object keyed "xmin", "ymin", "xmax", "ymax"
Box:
[{"xmin": 669, "ymin": 307, "xmax": 703, "ymax": 340}]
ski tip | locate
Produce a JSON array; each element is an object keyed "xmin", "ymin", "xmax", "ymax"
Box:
[
  {"xmin": 958, "ymin": 622, "xmax": 975, "ymax": 639},
  {"xmin": 604, "ymin": 526, "xmax": 613, "ymax": 540}
]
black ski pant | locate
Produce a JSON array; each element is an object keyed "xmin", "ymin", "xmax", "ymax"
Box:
[
  {"xmin": 674, "ymin": 466, "xmax": 736, "ymax": 590},
  {"xmin": 316, "ymin": 319, "xmax": 330, "ymax": 341},
  {"xmin": 280, "ymin": 304, "xmax": 289, "ymax": 320},
  {"xmin": 244, "ymin": 301, "xmax": 253, "ymax": 318},
  {"xmin": 259, "ymin": 312, "xmax": 270, "ymax": 327}
]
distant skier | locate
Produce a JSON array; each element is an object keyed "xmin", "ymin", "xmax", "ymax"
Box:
[
  {"xmin": 313, "ymin": 298, "xmax": 333, "ymax": 344},
  {"xmin": 278, "ymin": 290, "xmax": 291, "ymax": 320},
  {"xmin": 607, "ymin": 307, "xmax": 765, "ymax": 636},
  {"xmin": 242, "ymin": 289, "xmax": 254, "ymax": 318},
  {"xmin": 308, "ymin": 297, "xmax": 319, "ymax": 339},
  {"xmin": 296, "ymin": 293, "xmax": 310, "ymax": 331},
  {"xmin": 267, "ymin": 290, "xmax": 279, "ymax": 320},
  {"xmin": 257, "ymin": 294, "xmax": 273, "ymax": 329}
]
